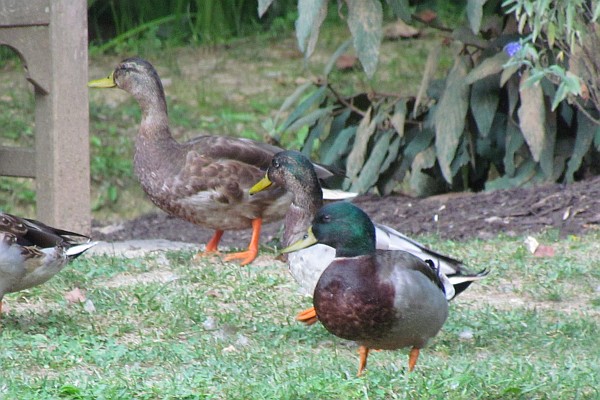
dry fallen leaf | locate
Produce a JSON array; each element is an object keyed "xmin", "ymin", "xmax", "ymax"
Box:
[
  {"xmin": 64, "ymin": 287, "xmax": 86, "ymax": 304},
  {"xmin": 336, "ymin": 54, "xmax": 358, "ymax": 71},
  {"xmin": 534, "ymin": 245, "xmax": 555, "ymax": 258},
  {"xmin": 384, "ymin": 19, "xmax": 420, "ymax": 40},
  {"xmin": 416, "ymin": 9, "xmax": 437, "ymax": 23},
  {"xmin": 222, "ymin": 345, "xmax": 237, "ymax": 353}
]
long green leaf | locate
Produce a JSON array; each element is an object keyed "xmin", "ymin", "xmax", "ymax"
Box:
[
  {"xmin": 434, "ymin": 55, "xmax": 471, "ymax": 183},
  {"xmin": 274, "ymin": 81, "xmax": 313, "ymax": 128},
  {"xmin": 319, "ymin": 109, "xmax": 351, "ymax": 160},
  {"xmin": 284, "ymin": 107, "xmax": 333, "ymax": 136},
  {"xmin": 465, "ymin": 51, "xmax": 509, "ymax": 85},
  {"xmin": 278, "ymin": 86, "xmax": 327, "ymax": 134},
  {"xmin": 345, "ymin": 108, "xmax": 380, "ymax": 188},
  {"xmin": 257, "ymin": 0, "xmax": 276, "ymax": 17},
  {"xmin": 377, "ymin": 134, "xmax": 402, "ymax": 195},
  {"xmin": 302, "ymin": 114, "xmax": 330, "ymax": 156},
  {"xmin": 380, "ymin": 132, "xmax": 402, "ymax": 175},
  {"xmin": 486, "ymin": 159, "xmax": 538, "ymax": 190},
  {"xmin": 503, "ymin": 120, "xmax": 525, "ymax": 177},
  {"xmin": 346, "ymin": 0, "xmax": 383, "ymax": 78},
  {"xmin": 296, "ymin": 0, "xmax": 329, "ymax": 58},
  {"xmin": 565, "ymin": 112, "xmax": 597, "ymax": 182},
  {"xmin": 467, "ymin": 0, "xmax": 487, "ymax": 34},
  {"xmin": 517, "ymin": 70, "xmax": 546, "ymax": 162},
  {"xmin": 409, "ymin": 146, "xmax": 438, "ymax": 196},
  {"xmin": 471, "ymin": 74, "xmax": 501, "ymax": 137},
  {"xmin": 405, "ymin": 126, "xmax": 435, "ymax": 160},
  {"xmin": 321, "ymin": 126, "xmax": 357, "ymax": 165},
  {"xmin": 476, "ymin": 112, "xmax": 505, "ymax": 168},
  {"xmin": 500, "ymin": 63, "xmax": 520, "ymax": 87},
  {"xmin": 351, "ymin": 130, "xmax": 393, "ymax": 192},
  {"xmin": 413, "ymin": 44, "xmax": 441, "ymax": 118},
  {"xmin": 386, "ymin": 0, "xmax": 412, "ymax": 21},
  {"xmin": 539, "ymin": 106, "xmax": 557, "ymax": 179},
  {"xmin": 323, "ymin": 39, "xmax": 352, "ymax": 76},
  {"xmin": 450, "ymin": 135, "xmax": 470, "ymax": 177}
]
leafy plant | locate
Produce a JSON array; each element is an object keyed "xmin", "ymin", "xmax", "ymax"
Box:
[
  {"xmin": 264, "ymin": 0, "xmax": 600, "ymax": 195},
  {"xmin": 88, "ymin": 0, "xmax": 299, "ymax": 53}
]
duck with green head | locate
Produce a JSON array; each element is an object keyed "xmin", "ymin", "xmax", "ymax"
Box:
[
  {"xmin": 250, "ymin": 150, "xmax": 487, "ymax": 322},
  {"xmin": 88, "ymin": 58, "xmax": 340, "ymax": 265},
  {"xmin": 282, "ymin": 202, "xmax": 450, "ymax": 375}
]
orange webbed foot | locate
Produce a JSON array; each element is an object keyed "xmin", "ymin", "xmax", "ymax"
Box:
[
  {"xmin": 296, "ymin": 306, "xmax": 318, "ymax": 325},
  {"xmin": 193, "ymin": 230, "xmax": 224, "ymax": 261},
  {"xmin": 357, "ymin": 346, "xmax": 370, "ymax": 376},
  {"xmin": 408, "ymin": 347, "xmax": 420, "ymax": 372},
  {"xmin": 223, "ymin": 248, "xmax": 259, "ymax": 266},
  {"xmin": 223, "ymin": 218, "xmax": 262, "ymax": 266}
]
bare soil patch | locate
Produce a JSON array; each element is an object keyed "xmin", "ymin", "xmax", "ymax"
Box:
[{"xmin": 93, "ymin": 176, "xmax": 600, "ymax": 246}]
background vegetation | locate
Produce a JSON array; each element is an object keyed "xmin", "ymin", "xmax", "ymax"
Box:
[{"xmin": 263, "ymin": 0, "xmax": 600, "ymax": 196}]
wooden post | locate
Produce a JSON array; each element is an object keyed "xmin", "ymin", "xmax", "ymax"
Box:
[{"xmin": 0, "ymin": 0, "xmax": 91, "ymax": 233}]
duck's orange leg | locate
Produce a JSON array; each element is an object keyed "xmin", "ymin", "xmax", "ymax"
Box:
[
  {"xmin": 205, "ymin": 230, "xmax": 224, "ymax": 252},
  {"xmin": 223, "ymin": 218, "xmax": 262, "ymax": 266},
  {"xmin": 408, "ymin": 347, "xmax": 420, "ymax": 372},
  {"xmin": 296, "ymin": 306, "xmax": 318, "ymax": 325},
  {"xmin": 357, "ymin": 346, "xmax": 370, "ymax": 376},
  {"xmin": 194, "ymin": 230, "xmax": 224, "ymax": 260}
]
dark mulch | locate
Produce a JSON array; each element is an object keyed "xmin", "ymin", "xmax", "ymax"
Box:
[{"xmin": 93, "ymin": 176, "xmax": 600, "ymax": 247}]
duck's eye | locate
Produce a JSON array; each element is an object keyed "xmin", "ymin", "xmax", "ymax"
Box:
[
  {"xmin": 272, "ymin": 160, "xmax": 280, "ymax": 169},
  {"xmin": 321, "ymin": 214, "xmax": 331, "ymax": 223}
]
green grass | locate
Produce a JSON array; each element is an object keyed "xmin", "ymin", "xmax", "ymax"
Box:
[{"xmin": 1, "ymin": 232, "xmax": 599, "ymax": 399}]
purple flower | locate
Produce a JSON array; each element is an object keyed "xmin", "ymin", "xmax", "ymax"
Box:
[{"xmin": 504, "ymin": 42, "xmax": 522, "ymax": 57}]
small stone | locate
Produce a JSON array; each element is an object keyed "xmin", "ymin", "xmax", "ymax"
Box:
[
  {"xmin": 83, "ymin": 299, "xmax": 96, "ymax": 313},
  {"xmin": 202, "ymin": 316, "xmax": 217, "ymax": 330},
  {"xmin": 458, "ymin": 329, "xmax": 474, "ymax": 341},
  {"xmin": 236, "ymin": 334, "xmax": 251, "ymax": 347},
  {"xmin": 222, "ymin": 345, "xmax": 237, "ymax": 353}
]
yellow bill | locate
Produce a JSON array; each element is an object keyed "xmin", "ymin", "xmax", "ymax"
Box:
[
  {"xmin": 280, "ymin": 227, "xmax": 318, "ymax": 253},
  {"xmin": 87, "ymin": 72, "xmax": 116, "ymax": 88},
  {"xmin": 249, "ymin": 174, "xmax": 273, "ymax": 195}
]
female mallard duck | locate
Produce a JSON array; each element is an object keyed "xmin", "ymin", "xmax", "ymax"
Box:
[
  {"xmin": 0, "ymin": 212, "xmax": 96, "ymax": 316},
  {"xmin": 88, "ymin": 57, "xmax": 338, "ymax": 265},
  {"xmin": 282, "ymin": 202, "xmax": 450, "ymax": 375},
  {"xmin": 250, "ymin": 150, "xmax": 487, "ymax": 323}
]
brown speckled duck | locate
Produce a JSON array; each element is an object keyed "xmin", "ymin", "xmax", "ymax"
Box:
[
  {"xmin": 282, "ymin": 202, "xmax": 450, "ymax": 376},
  {"xmin": 251, "ymin": 150, "xmax": 487, "ymax": 323},
  {"xmin": 0, "ymin": 212, "xmax": 96, "ymax": 316},
  {"xmin": 88, "ymin": 57, "xmax": 336, "ymax": 265}
]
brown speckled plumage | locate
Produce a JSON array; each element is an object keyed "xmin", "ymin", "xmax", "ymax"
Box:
[{"xmin": 89, "ymin": 58, "xmax": 339, "ymax": 264}]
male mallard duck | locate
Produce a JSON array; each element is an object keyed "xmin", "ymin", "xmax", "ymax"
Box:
[
  {"xmin": 282, "ymin": 202, "xmax": 450, "ymax": 375},
  {"xmin": 250, "ymin": 150, "xmax": 487, "ymax": 323},
  {"xmin": 88, "ymin": 57, "xmax": 338, "ymax": 265},
  {"xmin": 0, "ymin": 212, "xmax": 96, "ymax": 315}
]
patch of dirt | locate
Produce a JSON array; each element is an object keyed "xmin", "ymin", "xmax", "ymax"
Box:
[{"xmin": 92, "ymin": 176, "xmax": 600, "ymax": 247}]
